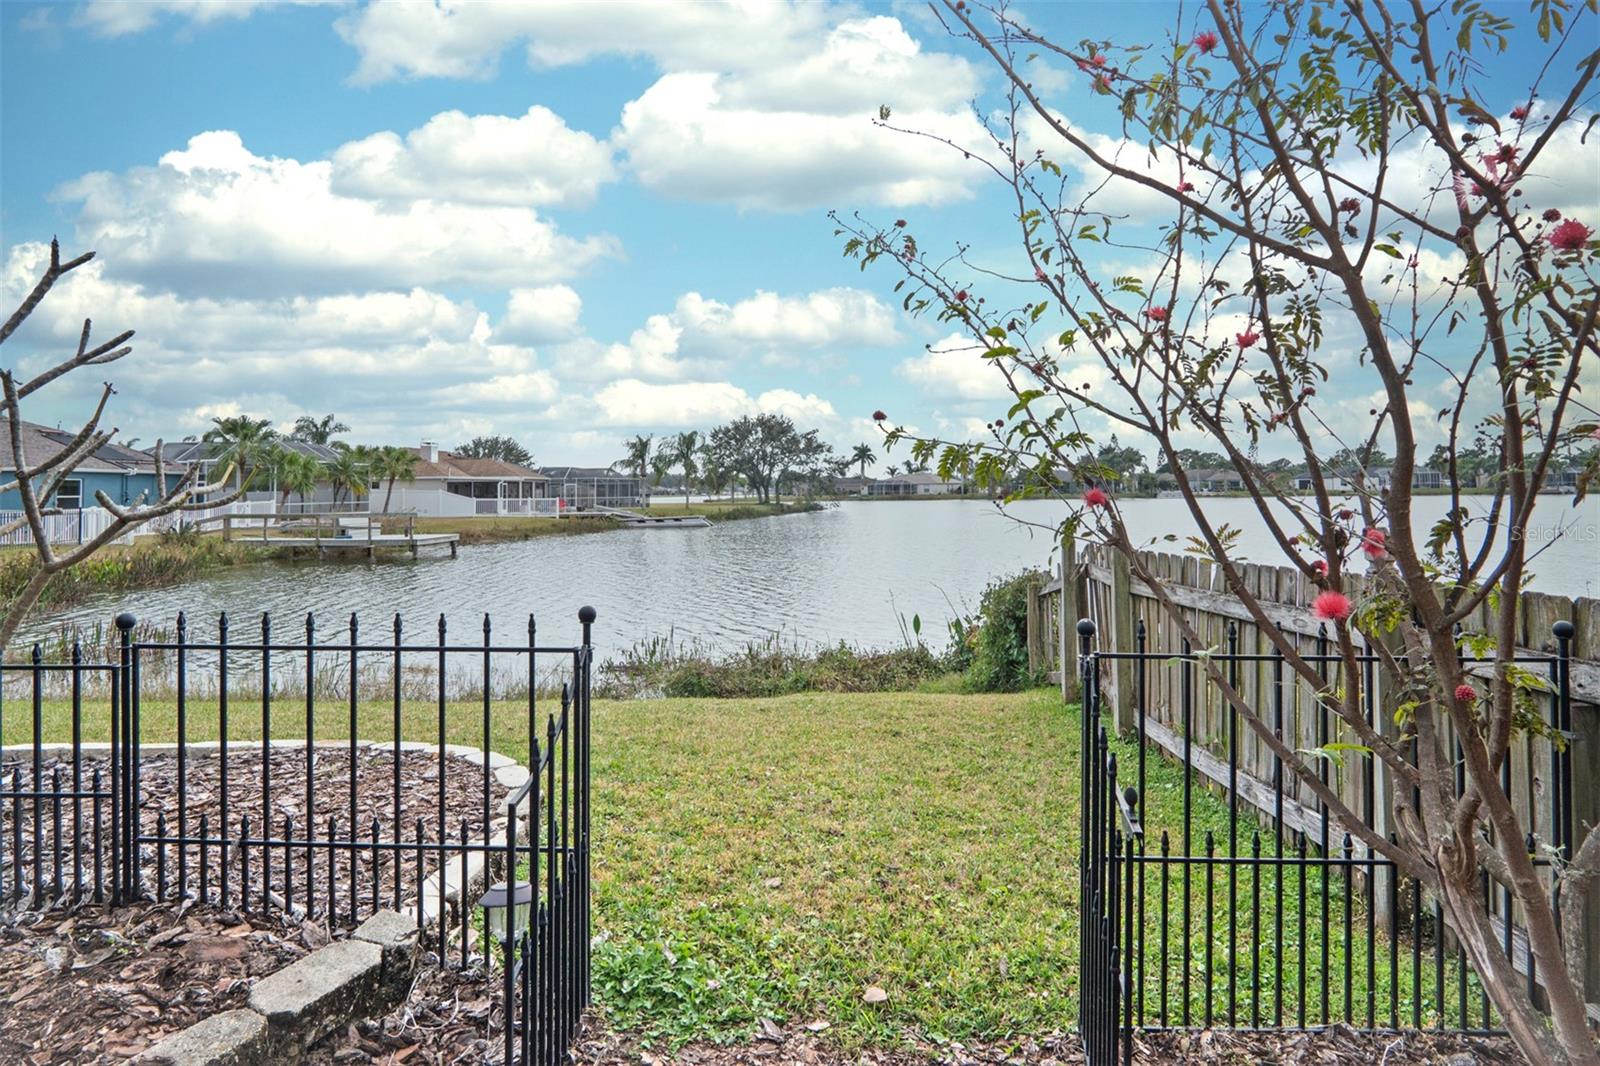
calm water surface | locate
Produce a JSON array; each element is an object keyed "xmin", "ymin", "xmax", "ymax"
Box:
[{"xmin": 23, "ymin": 497, "xmax": 1600, "ymax": 660}]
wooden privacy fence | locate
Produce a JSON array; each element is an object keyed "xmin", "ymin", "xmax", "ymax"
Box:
[{"xmin": 1029, "ymin": 540, "xmax": 1600, "ymax": 1010}]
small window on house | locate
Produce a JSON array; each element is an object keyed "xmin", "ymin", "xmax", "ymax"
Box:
[{"xmin": 55, "ymin": 479, "xmax": 83, "ymax": 510}]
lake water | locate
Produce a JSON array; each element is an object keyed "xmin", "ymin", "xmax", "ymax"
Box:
[{"xmin": 20, "ymin": 496, "xmax": 1600, "ymax": 661}]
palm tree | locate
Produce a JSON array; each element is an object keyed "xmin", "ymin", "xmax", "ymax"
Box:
[
  {"xmin": 291, "ymin": 414, "xmax": 350, "ymax": 446},
  {"xmin": 202, "ymin": 416, "xmax": 277, "ymax": 489},
  {"xmin": 324, "ymin": 447, "xmax": 372, "ymax": 509},
  {"xmin": 375, "ymin": 446, "xmax": 418, "ymax": 512},
  {"xmin": 851, "ymin": 442, "xmax": 877, "ymax": 479},
  {"xmin": 618, "ymin": 435, "xmax": 652, "ymax": 480},
  {"xmin": 670, "ymin": 430, "xmax": 699, "ymax": 509},
  {"xmin": 269, "ymin": 449, "xmax": 321, "ymax": 511},
  {"xmin": 698, "ymin": 442, "xmax": 728, "ymax": 501},
  {"xmin": 885, "ymin": 463, "xmax": 901, "ymax": 477},
  {"xmin": 649, "ymin": 452, "xmax": 673, "ymax": 491}
]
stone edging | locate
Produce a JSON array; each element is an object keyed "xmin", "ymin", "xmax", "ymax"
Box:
[
  {"xmin": 131, "ymin": 909, "xmax": 418, "ymax": 1065},
  {"xmin": 2, "ymin": 739, "xmax": 534, "ymax": 1065}
]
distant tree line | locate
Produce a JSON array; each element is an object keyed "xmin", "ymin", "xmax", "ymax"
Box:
[{"xmin": 615, "ymin": 414, "xmax": 848, "ymax": 506}]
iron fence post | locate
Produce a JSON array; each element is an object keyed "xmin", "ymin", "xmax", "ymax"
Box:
[{"xmin": 114, "ymin": 612, "xmax": 136, "ymax": 903}]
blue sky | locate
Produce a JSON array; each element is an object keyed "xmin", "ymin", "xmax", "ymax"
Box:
[{"xmin": 2, "ymin": 1, "xmax": 1593, "ymax": 468}]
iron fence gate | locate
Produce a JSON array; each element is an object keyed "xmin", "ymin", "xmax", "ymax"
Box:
[
  {"xmin": 1, "ymin": 606, "xmax": 596, "ymax": 1065},
  {"xmin": 1074, "ymin": 617, "xmax": 1581, "ymax": 1065}
]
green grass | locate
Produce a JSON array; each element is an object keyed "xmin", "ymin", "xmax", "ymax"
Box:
[{"xmin": 2, "ymin": 688, "xmax": 1486, "ymax": 1047}]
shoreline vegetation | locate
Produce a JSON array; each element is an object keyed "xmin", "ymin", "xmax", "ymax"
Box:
[{"xmin": 1, "ymin": 499, "xmax": 825, "ymax": 620}]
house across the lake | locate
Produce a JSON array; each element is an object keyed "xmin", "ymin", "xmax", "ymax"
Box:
[
  {"xmin": 383, "ymin": 443, "xmax": 552, "ymax": 516},
  {"xmin": 542, "ymin": 467, "xmax": 649, "ymax": 509},
  {"xmin": 864, "ymin": 472, "xmax": 964, "ymax": 496},
  {"xmin": 1, "ymin": 420, "xmax": 167, "ymax": 511}
]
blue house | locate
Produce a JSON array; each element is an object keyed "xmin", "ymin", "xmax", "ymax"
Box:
[{"xmin": 0, "ymin": 419, "xmax": 167, "ymax": 513}]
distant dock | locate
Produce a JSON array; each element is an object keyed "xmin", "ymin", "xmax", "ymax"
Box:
[
  {"xmin": 593, "ymin": 506, "xmax": 712, "ymax": 529},
  {"xmin": 213, "ymin": 512, "xmax": 459, "ymax": 557}
]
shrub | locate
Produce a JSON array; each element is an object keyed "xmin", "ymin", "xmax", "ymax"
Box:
[
  {"xmin": 964, "ymin": 569, "xmax": 1047, "ymax": 692},
  {"xmin": 598, "ymin": 634, "xmax": 954, "ymax": 699}
]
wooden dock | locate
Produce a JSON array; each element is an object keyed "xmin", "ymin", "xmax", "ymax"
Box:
[
  {"xmin": 594, "ymin": 507, "xmax": 712, "ymax": 528},
  {"xmin": 214, "ymin": 512, "xmax": 459, "ymax": 557}
]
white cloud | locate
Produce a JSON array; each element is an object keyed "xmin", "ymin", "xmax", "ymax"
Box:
[
  {"xmin": 674, "ymin": 288, "xmax": 898, "ymax": 347},
  {"xmin": 339, "ymin": 3, "xmax": 989, "ymax": 209},
  {"xmin": 615, "ymin": 71, "xmax": 987, "ymax": 211},
  {"xmin": 554, "ymin": 287, "xmax": 899, "ymax": 381},
  {"xmin": 497, "ymin": 286, "xmax": 584, "ymax": 344},
  {"xmin": 336, "ymin": 0, "xmax": 833, "ymax": 84},
  {"xmin": 57, "ymin": 130, "xmax": 619, "ymax": 298},
  {"xmin": 592, "ymin": 379, "xmax": 837, "ymax": 428},
  {"xmin": 330, "ymin": 106, "xmax": 615, "ymax": 208},
  {"xmin": 1, "ymin": 242, "xmax": 558, "ymax": 440},
  {"xmin": 76, "ymin": 0, "xmax": 337, "ymax": 37},
  {"xmin": 594, "ymin": 380, "xmax": 754, "ymax": 426},
  {"xmin": 896, "ymin": 333, "xmax": 1015, "ymax": 399}
]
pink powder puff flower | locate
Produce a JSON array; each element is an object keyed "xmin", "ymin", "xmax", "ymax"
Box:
[
  {"xmin": 1361, "ymin": 528, "xmax": 1388, "ymax": 560},
  {"xmin": 1193, "ymin": 30, "xmax": 1220, "ymax": 54},
  {"xmin": 1311, "ymin": 560, "xmax": 1328, "ymax": 577},
  {"xmin": 1313, "ymin": 591, "xmax": 1353, "ymax": 622},
  {"xmin": 1548, "ymin": 219, "xmax": 1592, "ymax": 251},
  {"xmin": 1083, "ymin": 486, "xmax": 1110, "ymax": 508},
  {"xmin": 872, "ymin": 410, "xmax": 888, "ymax": 422},
  {"xmin": 1510, "ymin": 104, "xmax": 1529, "ymax": 121},
  {"xmin": 1145, "ymin": 306, "xmax": 1169, "ymax": 323},
  {"xmin": 1454, "ymin": 683, "xmax": 1478, "ymax": 705},
  {"xmin": 1236, "ymin": 330, "xmax": 1261, "ymax": 349}
]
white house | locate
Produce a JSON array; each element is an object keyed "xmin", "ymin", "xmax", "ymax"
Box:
[
  {"xmin": 382, "ymin": 444, "xmax": 554, "ymax": 516},
  {"xmin": 865, "ymin": 472, "xmax": 963, "ymax": 496}
]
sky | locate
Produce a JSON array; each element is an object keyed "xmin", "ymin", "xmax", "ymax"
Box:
[{"xmin": 1, "ymin": 1, "xmax": 1594, "ymax": 469}]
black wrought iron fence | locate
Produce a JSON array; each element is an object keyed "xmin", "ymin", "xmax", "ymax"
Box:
[
  {"xmin": 1074, "ymin": 618, "xmax": 1579, "ymax": 1065},
  {"xmin": 1, "ymin": 605, "xmax": 595, "ymax": 1065}
]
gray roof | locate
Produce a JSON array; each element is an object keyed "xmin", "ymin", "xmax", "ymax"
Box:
[
  {"xmin": 154, "ymin": 438, "xmax": 342, "ymax": 465},
  {"xmin": 1, "ymin": 419, "xmax": 159, "ymax": 475},
  {"xmin": 541, "ymin": 466, "xmax": 644, "ymax": 481},
  {"xmin": 884, "ymin": 472, "xmax": 957, "ymax": 485},
  {"xmin": 1184, "ymin": 467, "xmax": 1241, "ymax": 482}
]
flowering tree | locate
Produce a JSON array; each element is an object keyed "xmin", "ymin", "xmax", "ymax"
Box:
[
  {"xmin": 838, "ymin": 1, "xmax": 1598, "ymax": 1061},
  {"xmin": 1, "ymin": 240, "xmax": 245, "ymax": 650}
]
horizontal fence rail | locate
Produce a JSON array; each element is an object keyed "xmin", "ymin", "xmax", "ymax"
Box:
[
  {"xmin": 0, "ymin": 606, "xmax": 596, "ymax": 1065},
  {"xmin": 1073, "ymin": 616, "xmax": 1582, "ymax": 1063}
]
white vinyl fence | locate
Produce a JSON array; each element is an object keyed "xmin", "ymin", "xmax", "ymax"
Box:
[{"xmin": 0, "ymin": 507, "xmax": 131, "ymax": 547}]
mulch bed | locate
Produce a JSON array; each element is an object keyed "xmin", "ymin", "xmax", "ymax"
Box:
[
  {"xmin": 0, "ymin": 745, "xmax": 520, "ymax": 1063},
  {"xmin": 304, "ymin": 963, "xmax": 1520, "ymax": 1065},
  {"xmin": 2, "ymin": 745, "xmax": 512, "ymax": 919},
  {"xmin": 0, "ymin": 900, "xmax": 311, "ymax": 1065}
]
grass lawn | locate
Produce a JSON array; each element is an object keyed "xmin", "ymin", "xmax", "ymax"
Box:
[{"xmin": 3, "ymin": 687, "xmax": 1478, "ymax": 1047}]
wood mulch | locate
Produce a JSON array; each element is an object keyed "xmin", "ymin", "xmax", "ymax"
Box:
[
  {"xmin": 0, "ymin": 900, "xmax": 311, "ymax": 1065},
  {"xmin": 0, "ymin": 745, "xmax": 518, "ymax": 1063},
  {"xmin": 2, "ymin": 745, "xmax": 511, "ymax": 919},
  {"xmin": 304, "ymin": 963, "xmax": 1521, "ymax": 1065}
]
